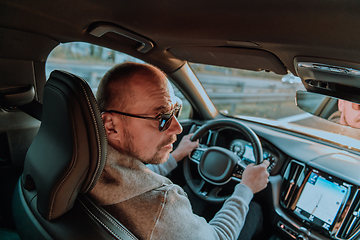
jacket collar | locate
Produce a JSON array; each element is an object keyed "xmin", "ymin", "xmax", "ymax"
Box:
[{"xmin": 89, "ymin": 145, "xmax": 171, "ymax": 205}]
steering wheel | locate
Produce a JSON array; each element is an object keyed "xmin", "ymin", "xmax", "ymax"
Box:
[{"xmin": 183, "ymin": 119, "xmax": 263, "ymax": 203}]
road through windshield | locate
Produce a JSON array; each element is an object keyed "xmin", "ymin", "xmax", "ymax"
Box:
[{"xmin": 46, "ymin": 42, "xmax": 360, "ymax": 145}]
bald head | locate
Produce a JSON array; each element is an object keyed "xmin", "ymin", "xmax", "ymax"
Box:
[{"xmin": 96, "ymin": 62, "xmax": 168, "ymax": 112}]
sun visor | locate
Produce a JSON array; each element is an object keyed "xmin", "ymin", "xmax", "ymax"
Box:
[
  {"xmin": 168, "ymin": 47, "xmax": 287, "ymax": 75},
  {"xmin": 295, "ymin": 56, "xmax": 360, "ymax": 104}
]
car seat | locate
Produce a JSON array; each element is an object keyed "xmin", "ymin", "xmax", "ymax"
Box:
[{"xmin": 12, "ymin": 70, "xmax": 138, "ymax": 240}]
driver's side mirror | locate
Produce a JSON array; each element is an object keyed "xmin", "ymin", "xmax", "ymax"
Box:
[{"xmin": 296, "ymin": 90, "xmax": 360, "ymax": 129}]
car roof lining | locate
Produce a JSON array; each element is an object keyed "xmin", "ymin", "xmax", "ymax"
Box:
[
  {"xmin": 2, "ymin": 0, "xmax": 360, "ymax": 99},
  {"xmin": 1, "ymin": 1, "xmax": 360, "ymax": 70},
  {"xmin": 0, "ymin": 27, "xmax": 59, "ymax": 62}
]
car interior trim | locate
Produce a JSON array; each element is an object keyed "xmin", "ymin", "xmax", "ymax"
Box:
[
  {"xmin": 88, "ymin": 22, "xmax": 154, "ymax": 54},
  {"xmin": 3, "ymin": 1, "xmax": 360, "ymax": 239},
  {"xmin": 168, "ymin": 62, "xmax": 218, "ymax": 120},
  {"xmin": 168, "ymin": 46, "xmax": 288, "ymax": 75}
]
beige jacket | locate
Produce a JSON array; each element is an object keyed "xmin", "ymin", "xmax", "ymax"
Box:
[{"xmin": 89, "ymin": 145, "xmax": 253, "ymax": 240}]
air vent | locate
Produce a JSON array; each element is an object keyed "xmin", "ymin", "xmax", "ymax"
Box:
[
  {"xmin": 281, "ymin": 160, "xmax": 306, "ymax": 209},
  {"xmin": 337, "ymin": 189, "xmax": 360, "ymax": 239}
]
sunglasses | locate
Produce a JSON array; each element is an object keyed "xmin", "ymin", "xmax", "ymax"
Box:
[
  {"xmin": 352, "ymin": 102, "xmax": 360, "ymax": 111},
  {"xmin": 104, "ymin": 105, "xmax": 182, "ymax": 132}
]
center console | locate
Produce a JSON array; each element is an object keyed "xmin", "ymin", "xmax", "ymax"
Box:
[{"xmin": 279, "ymin": 160, "xmax": 360, "ymax": 239}]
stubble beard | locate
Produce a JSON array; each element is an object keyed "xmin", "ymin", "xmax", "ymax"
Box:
[{"xmin": 121, "ymin": 128, "xmax": 176, "ymax": 164}]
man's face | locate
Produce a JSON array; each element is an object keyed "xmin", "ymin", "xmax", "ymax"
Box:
[
  {"xmin": 338, "ymin": 99, "xmax": 360, "ymax": 129},
  {"xmin": 108, "ymin": 72, "xmax": 183, "ymax": 164}
]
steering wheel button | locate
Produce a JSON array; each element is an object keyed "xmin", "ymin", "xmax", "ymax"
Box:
[
  {"xmin": 192, "ymin": 150, "xmax": 203, "ymax": 160},
  {"xmin": 200, "ymin": 191, "xmax": 208, "ymax": 197},
  {"xmin": 233, "ymin": 173, "xmax": 241, "ymax": 178}
]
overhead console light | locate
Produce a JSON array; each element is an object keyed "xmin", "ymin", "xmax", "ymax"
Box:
[
  {"xmin": 295, "ymin": 57, "xmax": 360, "ymax": 88},
  {"xmin": 294, "ymin": 57, "xmax": 360, "ymax": 104},
  {"xmin": 298, "ymin": 62, "xmax": 360, "ymax": 77},
  {"xmin": 87, "ymin": 22, "xmax": 154, "ymax": 53}
]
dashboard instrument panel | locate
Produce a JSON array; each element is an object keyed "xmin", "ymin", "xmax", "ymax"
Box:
[
  {"xmin": 229, "ymin": 139, "xmax": 278, "ymax": 171},
  {"xmin": 212, "ymin": 128, "xmax": 283, "ymax": 174}
]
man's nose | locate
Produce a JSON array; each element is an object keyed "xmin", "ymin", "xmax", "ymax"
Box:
[{"xmin": 167, "ymin": 116, "xmax": 183, "ymax": 135}]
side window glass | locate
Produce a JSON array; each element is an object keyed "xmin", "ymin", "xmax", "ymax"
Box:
[
  {"xmin": 46, "ymin": 42, "xmax": 191, "ymax": 119},
  {"xmin": 46, "ymin": 42, "xmax": 143, "ymax": 92},
  {"xmin": 171, "ymin": 84, "xmax": 191, "ymax": 120}
]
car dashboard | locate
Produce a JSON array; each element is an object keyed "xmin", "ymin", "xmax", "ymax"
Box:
[
  {"xmin": 188, "ymin": 119, "xmax": 360, "ymax": 240},
  {"xmin": 214, "ymin": 128, "xmax": 282, "ymax": 174}
]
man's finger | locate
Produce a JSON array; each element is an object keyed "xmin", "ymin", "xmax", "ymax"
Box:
[{"xmin": 261, "ymin": 160, "xmax": 270, "ymax": 168}]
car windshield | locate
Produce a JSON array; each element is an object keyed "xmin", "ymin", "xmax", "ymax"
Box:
[
  {"xmin": 189, "ymin": 63, "xmax": 360, "ymax": 150},
  {"xmin": 46, "ymin": 43, "xmax": 360, "ymax": 150}
]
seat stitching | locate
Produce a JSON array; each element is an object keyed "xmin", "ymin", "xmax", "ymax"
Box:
[
  {"xmin": 66, "ymin": 167, "xmax": 89, "ymax": 210},
  {"xmin": 48, "ymin": 84, "xmax": 79, "ymax": 220},
  {"xmin": 85, "ymin": 196, "xmax": 137, "ymax": 240},
  {"xmin": 47, "ymin": 76, "xmax": 106, "ymax": 220},
  {"xmin": 79, "ymin": 199, "xmax": 123, "ymax": 240},
  {"xmin": 78, "ymin": 81, "xmax": 106, "ymax": 192}
]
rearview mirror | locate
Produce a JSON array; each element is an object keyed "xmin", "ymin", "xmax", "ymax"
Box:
[{"xmin": 296, "ymin": 90, "xmax": 360, "ymax": 129}]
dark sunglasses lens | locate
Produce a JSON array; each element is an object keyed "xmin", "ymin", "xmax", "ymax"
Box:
[
  {"xmin": 158, "ymin": 106, "xmax": 182, "ymax": 132},
  {"xmin": 159, "ymin": 115, "xmax": 172, "ymax": 132},
  {"xmin": 175, "ymin": 106, "xmax": 181, "ymax": 118},
  {"xmin": 352, "ymin": 103, "xmax": 360, "ymax": 110}
]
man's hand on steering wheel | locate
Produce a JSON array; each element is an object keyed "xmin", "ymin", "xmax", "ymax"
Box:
[
  {"xmin": 172, "ymin": 133, "xmax": 199, "ymax": 162},
  {"xmin": 241, "ymin": 160, "xmax": 270, "ymax": 194},
  {"xmin": 184, "ymin": 119, "xmax": 268, "ymax": 203}
]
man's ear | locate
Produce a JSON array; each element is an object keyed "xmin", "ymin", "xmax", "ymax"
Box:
[{"xmin": 102, "ymin": 113, "xmax": 122, "ymax": 145}]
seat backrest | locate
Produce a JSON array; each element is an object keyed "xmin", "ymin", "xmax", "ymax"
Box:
[{"xmin": 12, "ymin": 70, "xmax": 138, "ymax": 240}]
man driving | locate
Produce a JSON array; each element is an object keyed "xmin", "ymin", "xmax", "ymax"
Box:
[{"xmin": 89, "ymin": 62, "xmax": 270, "ymax": 240}]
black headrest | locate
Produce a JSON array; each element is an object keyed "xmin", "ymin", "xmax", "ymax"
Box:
[{"xmin": 22, "ymin": 70, "xmax": 107, "ymax": 220}]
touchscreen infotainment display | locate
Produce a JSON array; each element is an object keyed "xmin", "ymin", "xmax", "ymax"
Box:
[{"xmin": 294, "ymin": 171, "xmax": 349, "ymax": 231}]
